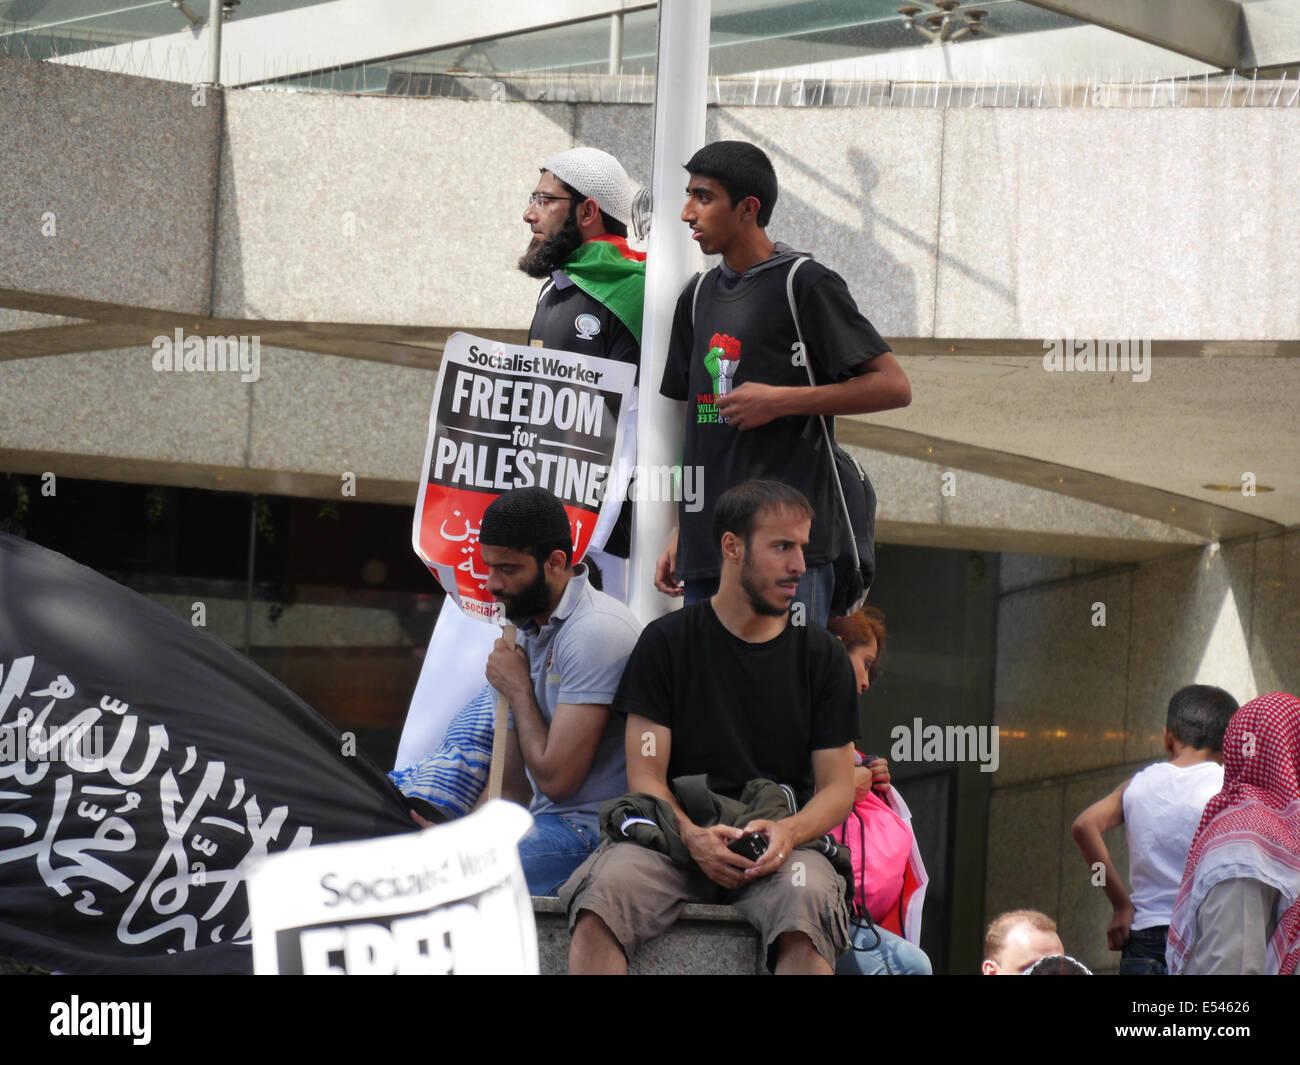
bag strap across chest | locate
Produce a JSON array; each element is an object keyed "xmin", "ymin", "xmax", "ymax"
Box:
[{"xmin": 784, "ymin": 258, "xmax": 861, "ymax": 575}]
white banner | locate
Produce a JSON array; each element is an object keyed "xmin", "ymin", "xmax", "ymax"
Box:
[{"xmin": 247, "ymin": 801, "xmax": 537, "ymax": 975}]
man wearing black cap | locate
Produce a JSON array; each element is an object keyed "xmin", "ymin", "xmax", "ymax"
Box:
[{"xmin": 478, "ymin": 486, "xmax": 642, "ymax": 896}]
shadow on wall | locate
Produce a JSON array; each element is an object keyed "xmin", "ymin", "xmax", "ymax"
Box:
[
  {"xmin": 718, "ymin": 107, "xmax": 1017, "ymax": 336},
  {"xmin": 715, "ymin": 110, "xmax": 920, "ymax": 337},
  {"xmin": 846, "ymin": 147, "xmax": 919, "ymax": 337},
  {"xmin": 1250, "ymin": 529, "xmax": 1300, "ymax": 697},
  {"xmin": 571, "ymin": 103, "xmax": 921, "ymax": 334}
]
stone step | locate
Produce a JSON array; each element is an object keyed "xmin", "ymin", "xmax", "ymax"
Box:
[{"xmin": 533, "ymin": 897, "xmax": 765, "ymax": 975}]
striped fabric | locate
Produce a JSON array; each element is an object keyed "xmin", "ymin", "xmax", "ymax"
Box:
[
  {"xmin": 1167, "ymin": 692, "xmax": 1300, "ymax": 975},
  {"xmin": 388, "ymin": 684, "xmax": 495, "ymax": 817}
]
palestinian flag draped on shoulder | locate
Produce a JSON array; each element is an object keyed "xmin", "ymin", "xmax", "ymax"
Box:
[{"xmin": 561, "ymin": 235, "xmax": 647, "ymax": 343}]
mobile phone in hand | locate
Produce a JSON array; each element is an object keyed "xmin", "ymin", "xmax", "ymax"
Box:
[{"xmin": 727, "ymin": 832, "xmax": 768, "ymax": 861}]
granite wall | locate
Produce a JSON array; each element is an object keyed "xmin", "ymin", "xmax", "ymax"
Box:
[{"xmin": 4, "ymin": 56, "xmax": 1297, "ymax": 343}]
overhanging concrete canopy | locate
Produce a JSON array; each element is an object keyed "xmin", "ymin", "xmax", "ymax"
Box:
[
  {"xmin": 51, "ymin": 0, "xmax": 656, "ymax": 87},
  {"xmin": 1022, "ymin": 0, "xmax": 1243, "ymax": 69}
]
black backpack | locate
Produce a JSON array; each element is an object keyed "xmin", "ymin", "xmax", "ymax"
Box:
[
  {"xmin": 785, "ymin": 258, "xmax": 877, "ymax": 616},
  {"xmin": 827, "ymin": 444, "xmax": 877, "ymax": 617}
]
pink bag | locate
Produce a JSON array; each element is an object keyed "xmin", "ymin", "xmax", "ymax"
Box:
[{"xmin": 829, "ymin": 788, "xmax": 914, "ymax": 927}]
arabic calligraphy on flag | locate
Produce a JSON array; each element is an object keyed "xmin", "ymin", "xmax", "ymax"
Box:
[
  {"xmin": 412, "ymin": 333, "xmax": 635, "ymax": 621},
  {"xmin": 0, "ymin": 533, "xmax": 417, "ymax": 974}
]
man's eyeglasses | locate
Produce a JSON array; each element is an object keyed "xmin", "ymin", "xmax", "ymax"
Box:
[{"xmin": 526, "ymin": 193, "xmax": 575, "ymax": 208}]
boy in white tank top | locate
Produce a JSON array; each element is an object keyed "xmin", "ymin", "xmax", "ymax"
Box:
[{"xmin": 1070, "ymin": 685, "xmax": 1239, "ymax": 974}]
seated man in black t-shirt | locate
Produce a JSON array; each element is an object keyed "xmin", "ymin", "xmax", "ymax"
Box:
[{"xmin": 559, "ymin": 481, "xmax": 857, "ymax": 974}]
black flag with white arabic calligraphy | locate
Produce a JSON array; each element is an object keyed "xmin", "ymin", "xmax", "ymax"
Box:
[{"xmin": 0, "ymin": 533, "xmax": 418, "ymax": 974}]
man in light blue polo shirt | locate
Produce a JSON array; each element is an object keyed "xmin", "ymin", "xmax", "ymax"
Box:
[{"xmin": 479, "ymin": 487, "xmax": 641, "ymax": 895}]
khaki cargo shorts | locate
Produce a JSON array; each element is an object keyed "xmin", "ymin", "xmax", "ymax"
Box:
[{"xmin": 558, "ymin": 840, "xmax": 851, "ymax": 971}]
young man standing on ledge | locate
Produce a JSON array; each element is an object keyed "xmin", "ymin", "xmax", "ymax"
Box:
[
  {"xmin": 654, "ymin": 140, "xmax": 911, "ymax": 624},
  {"xmin": 561, "ymin": 481, "xmax": 858, "ymax": 974}
]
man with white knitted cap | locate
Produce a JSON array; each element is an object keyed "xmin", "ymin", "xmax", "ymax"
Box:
[{"xmin": 520, "ymin": 145, "xmax": 646, "ymax": 601}]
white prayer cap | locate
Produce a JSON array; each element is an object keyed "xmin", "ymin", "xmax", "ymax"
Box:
[{"xmin": 541, "ymin": 146, "xmax": 634, "ymax": 228}]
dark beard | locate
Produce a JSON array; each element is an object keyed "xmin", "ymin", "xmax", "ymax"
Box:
[
  {"xmin": 740, "ymin": 554, "xmax": 791, "ymax": 618},
  {"xmin": 498, "ymin": 561, "xmax": 551, "ymax": 624},
  {"xmin": 518, "ymin": 212, "xmax": 584, "ymax": 278}
]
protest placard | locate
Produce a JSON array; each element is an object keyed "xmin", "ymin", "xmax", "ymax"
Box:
[
  {"xmin": 412, "ymin": 332, "xmax": 636, "ymax": 622},
  {"xmin": 410, "ymin": 333, "xmax": 637, "ymax": 799},
  {"xmin": 247, "ymin": 801, "xmax": 536, "ymax": 975}
]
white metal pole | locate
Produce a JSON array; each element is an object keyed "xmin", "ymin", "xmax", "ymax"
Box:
[
  {"xmin": 205, "ymin": 0, "xmax": 223, "ymax": 86},
  {"xmin": 608, "ymin": 12, "xmax": 624, "ymax": 75},
  {"xmin": 628, "ymin": 0, "xmax": 710, "ymax": 626}
]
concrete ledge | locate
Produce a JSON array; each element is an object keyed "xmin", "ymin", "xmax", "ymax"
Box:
[{"xmin": 533, "ymin": 897, "xmax": 765, "ymax": 975}]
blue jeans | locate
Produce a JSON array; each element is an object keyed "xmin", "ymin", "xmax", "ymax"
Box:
[
  {"xmin": 1120, "ymin": 924, "xmax": 1168, "ymax": 975},
  {"xmin": 684, "ymin": 562, "xmax": 835, "ymax": 626},
  {"xmin": 517, "ymin": 813, "xmax": 599, "ymax": 897},
  {"xmin": 835, "ymin": 922, "xmax": 933, "ymax": 975}
]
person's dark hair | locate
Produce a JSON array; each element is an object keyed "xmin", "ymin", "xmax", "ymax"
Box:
[
  {"xmin": 683, "ymin": 141, "xmax": 778, "ymax": 227},
  {"xmin": 479, "ymin": 487, "xmax": 573, "ymax": 568},
  {"xmin": 558, "ymin": 178, "xmax": 628, "ymax": 238},
  {"xmin": 711, "ymin": 480, "xmax": 812, "ymax": 558},
  {"xmin": 1166, "ymin": 684, "xmax": 1238, "ymax": 752},
  {"xmin": 827, "ymin": 606, "xmax": 886, "ymax": 685}
]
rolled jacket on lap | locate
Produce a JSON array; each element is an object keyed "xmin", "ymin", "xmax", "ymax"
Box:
[{"xmin": 598, "ymin": 773, "xmax": 855, "ymax": 903}]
